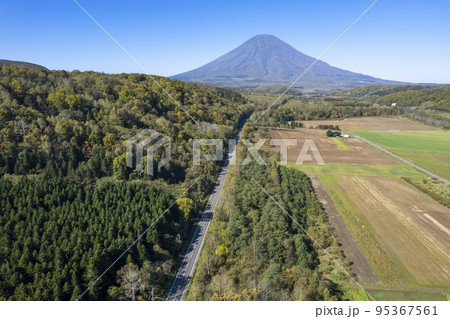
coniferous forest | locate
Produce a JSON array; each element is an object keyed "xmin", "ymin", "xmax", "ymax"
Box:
[{"xmin": 0, "ymin": 65, "xmax": 249, "ymax": 300}]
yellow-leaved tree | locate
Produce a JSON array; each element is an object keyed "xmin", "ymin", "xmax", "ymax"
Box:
[{"xmin": 176, "ymin": 198, "xmax": 194, "ymax": 221}]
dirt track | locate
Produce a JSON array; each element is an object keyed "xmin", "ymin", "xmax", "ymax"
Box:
[{"xmin": 307, "ymin": 174, "xmax": 380, "ymax": 285}]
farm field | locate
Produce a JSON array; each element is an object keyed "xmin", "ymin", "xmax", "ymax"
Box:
[
  {"xmin": 355, "ymin": 130, "xmax": 450, "ymax": 181},
  {"xmin": 336, "ymin": 175, "xmax": 450, "ymax": 287},
  {"xmin": 269, "ymin": 130, "xmax": 399, "ymax": 165},
  {"xmin": 301, "ymin": 117, "xmax": 436, "ymax": 132},
  {"xmin": 294, "ymin": 163, "xmax": 424, "ymax": 178},
  {"xmin": 366, "ymin": 289, "xmax": 448, "ymax": 301},
  {"xmin": 271, "ymin": 118, "xmax": 450, "ymax": 299},
  {"xmin": 344, "ymin": 288, "xmax": 448, "ymax": 301},
  {"xmin": 292, "ymin": 167, "xmax": 450, "ymax": 290}
]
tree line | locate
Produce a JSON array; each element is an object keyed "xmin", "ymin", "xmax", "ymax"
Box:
[{"xmin": 187, "ymin": 147, "xmax": 351, "ymax": 300}]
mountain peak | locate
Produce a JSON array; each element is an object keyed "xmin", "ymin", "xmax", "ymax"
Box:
[
  {"xmin": 248, "ymin": 34, "xmax": 281, "ymax": 41},
  {"xmin": 173, "ymin": 35, "xmax": 401, "ymax": 91}
]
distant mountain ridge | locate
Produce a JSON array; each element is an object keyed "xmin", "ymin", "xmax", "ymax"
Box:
[
  {"xmin": 173, "ymin": 34, "xmax": 403, "ymax": 92},
  {"xmin": 0, "ymin": 59, "xmax": 47, "ymax": 70}
]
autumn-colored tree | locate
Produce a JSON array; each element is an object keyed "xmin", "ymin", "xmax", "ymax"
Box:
[
  {"xmin": 47, "ymin": 87, "xmax": 81, "ymax": 110},
  {"xmin": 103, "ymin": 133, "xmax": 118, "ymax": 150},
  {"xmin": 70, "ymin": 136, "xmax": 79, "ymax": 147},
  {"xmin": 215, "ymin": 245, "xmax": 229, "ymax": 258},
  {"xmin": 176, "ymin": 198, "xmax": 194, "ymax": 220},
  {"xmin": 113, "ymin": 153, "xmax": 128, "ymax": 179}
]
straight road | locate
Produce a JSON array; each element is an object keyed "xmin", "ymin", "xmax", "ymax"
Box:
[
  {"xmin": 356, "ymin": 136, "xmax": 449, "ymax": 184},
  {"xmin": 166, "ymin": 123, "xmax": 245, "ymax": 301}
]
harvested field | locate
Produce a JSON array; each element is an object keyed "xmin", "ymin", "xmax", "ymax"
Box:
[
  {"xmin": 302, "ymin": 117, "xmax": 436, "ymax": 132},
  {"xmin": 269, "ymin": 130, "xmax": 399, "ymax": 165},
  {"xmin": 339, "ymin": 175, "xmax": 450, "ymax": 288},
  {"xmin": 308, "ymin": 174, "xmax": 379, "ymax": 285},
  {"xmin": 293, "ymin": 163, "xmax": 425, "ymax": 178}
]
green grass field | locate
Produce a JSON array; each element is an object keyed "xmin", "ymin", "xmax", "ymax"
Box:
[
  {"xmin": 299, "ymin": 171, "xmax": 407, "ymax": 287},
  {"xmin": 355, "ymin": 130, "xmax": 450, "ymax": 180},
  {"xmin": 288, "ymin": 163, "xmax": 425, "ymax": 178}
]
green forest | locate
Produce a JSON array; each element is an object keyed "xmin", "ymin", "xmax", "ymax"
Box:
[
  {"xmin": 245, "ymin": 88, "xmax": 450, "ymax": 129},
  {"xmin": 0, "ymin": 64, "xmax": 249, "ymax": 184},
  {"xmin": 187, "ymin": 146, "xmax": 351, "ymax": 301},
  {"xmin": 0, "ymin": 177, "xmax": 180, "ymax": 300},
  {"xmin": 0, "ymin": 65, "xmax": 249, "ymax": 300},
  {"xmin": 334, "ymin": 84, "xmax": 450, "ymax": 112}
]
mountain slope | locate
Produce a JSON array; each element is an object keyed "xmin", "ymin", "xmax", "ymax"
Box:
[
  {"xmin": 0, "ymin": 59, "xmax": 47, "ymax": 69},
  {"xmin": 173, "ymin": 34, "xmax": 402, "ymax": 92}
]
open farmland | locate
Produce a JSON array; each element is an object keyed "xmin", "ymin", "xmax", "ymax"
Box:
[
  {"xmin": 269, "ymin": 118, "xmax": 450, "ymax": 299},
  {"xmin": 301, "ymin": 117, "xmax": 436, "ymax": 132},
  {"xmin": 355, "ymin": 130, "xmax": 450, "ymax": 181},
  {"xmin": 308, "ymin": 174, "xmax": 380, "ymax": 285},
  {"xmin": 291, "ymin": 165, "xmax": 450, "ymax": 289},
  {"xmin": 269, "ymin": 130, "xmax": 399, "ymax": 165},
  {"xmin": 336, "ymin": 175, "xmax": 450, "ymax": 287}
]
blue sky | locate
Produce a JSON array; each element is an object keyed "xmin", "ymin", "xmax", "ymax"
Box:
[{"xmin": 1, "ymin": 0, "xmax": 449, "ymax": 83}]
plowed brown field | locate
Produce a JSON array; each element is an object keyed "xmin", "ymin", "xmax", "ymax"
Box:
[{"xmin": 269, "ymin": 130, "xmax": 399, "ymax": 165}]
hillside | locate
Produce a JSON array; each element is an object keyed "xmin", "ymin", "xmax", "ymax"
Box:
[
  {"xmin": 173, "ymin": 34, "xmax": 402, "ymax": 92},
  {"xmin": 0, "ymin": 59, "xmax": 47, "ymax": 70},
  {"xmin": 0, "ymin": 64, "xmax": 248, "ymax": 300},
  {"xmin": 335, "ymin": 84, "xmax": 450, "ymax": 112}
]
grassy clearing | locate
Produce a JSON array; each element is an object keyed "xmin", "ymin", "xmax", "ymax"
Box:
[
  {"xmin": 340, "ymin": 176, "xmax": 450, "ymax": 288},
  {"xmin": 328, "ymin": 137, "xmax": 356, "ymax": 151},
  {"xmin": 393, "ymin": 149, "xmax": 450, "ymax": 181},
  {"xmin": 295, "ymin": 163, "xmax": 450, "ymax": 289},
  {"xmin": 288, "ymin": 163, "xmax": 425, "ymax": 178},
  {"xmin": 356, "ymin": 130, "xmax": 450, "ymax": 180}
]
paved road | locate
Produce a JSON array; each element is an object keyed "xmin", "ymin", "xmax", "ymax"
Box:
[
  {"xmin": 166, "ymin": 123, "xmax": 245, "ymax": 301},
  {"xmin": 356, "ymin": 136, "xmax": 449, "ymax": 184}
]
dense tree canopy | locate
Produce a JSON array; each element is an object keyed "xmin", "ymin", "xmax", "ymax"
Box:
[
  {"xmin": 0, "ymin": 65, "xmax": 250, "ymax": 300},
  {"xmin": 187, "ymin": 149, "xmax": 350, "ymax": 301}
]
